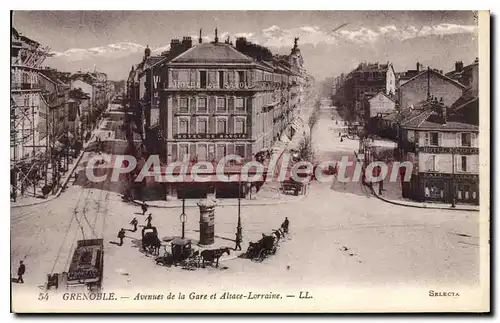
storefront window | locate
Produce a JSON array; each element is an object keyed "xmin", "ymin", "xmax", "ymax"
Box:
[{"xmin": 425, "ymin": 180, "xmax": 444, "ymax": 200}]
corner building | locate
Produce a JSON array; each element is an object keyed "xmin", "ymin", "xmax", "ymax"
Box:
[{"xmin": 159, "ymin": 39, "xmax": 299, "ymax": 164}]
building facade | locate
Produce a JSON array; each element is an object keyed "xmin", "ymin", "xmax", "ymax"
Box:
[
  {"xmin": 130, "ymin": 32, "xmax": 310, "ymax": 199},
  {"xmin": 398, "ymin": 97, "xmax": 479, "ymax": 205},
  {"xmin": 398, "ymin": 68, "xmax": 466, "ymax": 110}
]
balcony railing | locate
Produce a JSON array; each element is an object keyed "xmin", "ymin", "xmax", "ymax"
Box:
[{"xmin": 11, "ymin": 83, "xmax": 41, "ymax": 91}]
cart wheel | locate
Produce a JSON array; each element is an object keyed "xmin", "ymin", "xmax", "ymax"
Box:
[{"xmin": 257, "ymin": 249, "xmax": 266, "ymax": 262}]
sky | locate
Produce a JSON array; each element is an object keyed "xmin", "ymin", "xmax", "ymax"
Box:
[{"xmin": 12, "ymin": 11, "xmax": 478, "ymax": 81}]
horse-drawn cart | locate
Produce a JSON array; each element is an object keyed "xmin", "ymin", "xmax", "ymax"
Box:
[
  {"xmin": 246, "ymin": 235, "xmax": 277, "ymax": 262},
  {"xmin": 155, "ymin": 238, "xmax": 198, "ymax": 268}
]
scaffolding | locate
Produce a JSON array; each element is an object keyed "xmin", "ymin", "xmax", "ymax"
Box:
[{"xmin": 10, "ymin": 30, "xmax": 52, "ymax": 201}]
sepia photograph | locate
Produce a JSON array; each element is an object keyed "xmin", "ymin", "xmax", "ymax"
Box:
[{"xmin": 9, "ymin": 10, "xmax": 490, "ymax": 313}]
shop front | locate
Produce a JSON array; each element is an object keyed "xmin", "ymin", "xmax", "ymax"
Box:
[{"xmin": 407, "ymin": 172, "xmax": 479, "ymax": 205}]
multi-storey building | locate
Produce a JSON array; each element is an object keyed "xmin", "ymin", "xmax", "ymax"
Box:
[
  {"xmin": 131, "ymin": 32, "xmax": 310, "ymax": 199},
  {"xmin": 11, "ymin": 28, "xmax": 52, "ymax": 199},
  {"xmin": 398, "ymin": 96, "xmax": 479, "ymax": 205}
]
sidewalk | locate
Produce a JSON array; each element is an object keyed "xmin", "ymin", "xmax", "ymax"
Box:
[{"xmin": 372, "ymin": 189, "xmax": 480, "ymax": 211}]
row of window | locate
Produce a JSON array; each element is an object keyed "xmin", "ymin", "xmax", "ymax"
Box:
[
  {"xmin": 178, "ymin": 116, "xmax": 246, "ymax": 135},
  {"xmin": 177, "ymin": 143, "xmax": 246, "ymax": 161},
  {"xmin": 11, "ymin": 69, "xmax": 38, "ymax": 84},
  {"xmin": 177, "ymin": 97, "xmax": 246, "ymax": 113},
  {"xmin": 171, "ymin": 69, "xmax": 295, "ymax": 89},
  {"xmin": 424, "ymin": 132, "xmax": 476, "ymax": 147},
  {"xmin": 424, "ymin": 181, "xmax": 478, "ymax": 201},
  {"xmin": 425, "ymin": 155, "xmax": 473, "ymax": 173}
]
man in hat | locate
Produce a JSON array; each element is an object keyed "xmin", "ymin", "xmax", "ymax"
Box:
[
  {"xmin": 117, "ymin": 228, "xmax": 126, "ymax": 246},
  {"xmin": 17, "ymin": 261, "xmax": 26, "ymax": 283},
  {"xmin": 130, "ymin": 218, "xmax": 138, "ymax": 232},
  {"xmin": 141, "ymin": 201, "xmax": 148, "ymax": 215},
  {"xmin": 146, "ymin": 213, "xmax": 153, "ymax": 228},
  {"xmin": 234, "ymin": 229, "xmax": 242, "ymax": 251}
]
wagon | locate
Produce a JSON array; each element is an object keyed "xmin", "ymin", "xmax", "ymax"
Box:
[{"xmin": 155, "ymin": 238, "xmax": 198, "ymax": 268}]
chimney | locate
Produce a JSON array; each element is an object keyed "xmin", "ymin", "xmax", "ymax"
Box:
[
  {"xmin": 440, "ymin": 98, "xmax": 447, "ymax": 124},
  {"xmin": 144, "ymin": 45, "xmax": 151, "ymax": 60},
  {"xmin": 182, "ymin": 36, "xmax": 192, "ymax": 50},
  {"xmin": 214, "ymin": 27, "xmax": 218, "ymax": 43},
  {"xmin": 455, "ymin": 61, "xmax": 464, "ymax": 73},
  {"xmin": 235, "ymin": 37, "xmax": 247, "ymax": 51},
  {"xmin": 416, "ymin": 62, "xmax": 420, "ymax": 72},
  {"xmin": 199, "ymin": 28, "xmax": 203, "ymax": 44}
]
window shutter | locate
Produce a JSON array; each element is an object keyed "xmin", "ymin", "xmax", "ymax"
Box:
[
  {"xmin": 471, "ymin": 133, "xmax": 477, "ymax": 147},
  {"xmin": 425, "ymin": 132, "xmax": 429, "ymax": 146},
  {"xmin": 434, "ymin": 155, "xmax": 438, "ymax": 172},
  {"xmin": 438, "ymin": 133, "xmax": 443, "ymax": 147},
  {"xmin": 208, "ymin": 117, "xmax": 215, "ymax": 134},
  {"xmin": 190, "ymin": 116, "xmax": 196, "ymax": 134},
  {"xmin": 189, "ymin": 97, "xmax": 196, "ymax": 114},
  {"xmin": 456, "ymin": 133, "xmax": 461, "ymax": 147},
  {"xmin": 172, "ymin": 117, "xmax": 178, "ymax": 135},
  {"xmin": 208, "ymin": 96, "xmax": 216, "ymax": 114},
  {"xmin": 466, "ymin": 155, "xmax": 470, "ymax": 172},
  {"xmin": 189, "ymin": 143, "xmax": 196, "ymax": 160},
  {"xmin": 228, "ymin": 116, "xmax": 234, "ymax": 133},
  {"xmin": 455, "ymin": 155, "xmax": 460, "ymax": 172},
  {"xmin": 228, "ymin": 97, "xmax": 235, "ymax": 113},
  {"xmin": 172, "ymin": 96, "xmax": 178, "ymax": 114}
]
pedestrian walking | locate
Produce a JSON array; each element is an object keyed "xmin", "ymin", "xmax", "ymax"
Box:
[
  {"xmin": 117, "ymin": 228, "xmax": 126, "ymax": 246},
  {"xmin": 141, "ymin": 201, "xmax": 148, "ymax": 215},
  {"xmin": 146, "ymin": 213, "xmax": 152, "ymax": 227},
  {"xmin": 234, "ymin": 230, "xmax": 242, "ymax": 251},
  {"xmin": 17, "ymin": 261, "xmax": 25, "ymax": 283},
  {"xmin": 130, "ymin": 218, "xmax": 138, "ymax": 232},
  {"xmin": 281, "ymin": 217, "xmax": 290, "ymax": 234}
]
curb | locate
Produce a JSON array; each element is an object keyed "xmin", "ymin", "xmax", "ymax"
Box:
[
  {"xmin": 371, "ymin": 188, "xmax": 479, "ymax": 212},
  {"xmin": 130, "ymin": 193, "xmax": 308, "ymax": 209}
]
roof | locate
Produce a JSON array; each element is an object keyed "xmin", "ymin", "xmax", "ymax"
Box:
[
  {"xmin": 399, "ymin": 69, "xmax": 466, "ymax": 90},
  {"xmin": 451, "ymin": 88, "xmax": 478, "ymax": 110},
  {"xmin": 368, "ymin": 91, "xmax": 395, "ymax": 103},
  {"xmin": 170, "ymin": 43, "xmax": 254, "ymax": 64},
  {"xmin": 400, "ymin": 109, "xmax": 478, "ymax": 131}
]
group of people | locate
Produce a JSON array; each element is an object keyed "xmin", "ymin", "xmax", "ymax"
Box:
[{"xmin": 116, "ymin": 202, "xmax": 153, "ymax": 247}]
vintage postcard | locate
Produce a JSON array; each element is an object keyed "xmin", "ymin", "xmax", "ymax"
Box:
[{"xmin": 10, "ymin": 10, "xmax": 490, "ymax": 313}]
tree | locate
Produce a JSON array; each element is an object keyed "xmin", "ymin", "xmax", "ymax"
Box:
[{"xmin": 297, "ymin": 135, "xmax": 314, "ymax": 162}]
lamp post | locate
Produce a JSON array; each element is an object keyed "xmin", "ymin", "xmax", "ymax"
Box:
[
  {"xmin": 180, "ymin": 198, "xmax": 186, "ymax": 239},
  {"xmin": 237, "ymin": 177, "xmax": 242, "ymax": 234}
]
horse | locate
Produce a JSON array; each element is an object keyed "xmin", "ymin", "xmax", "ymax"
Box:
[
  {"xmin": 200, "ymin": 247, "xmax": 231, "ymax": 268},
  {"xmin": 272, "ymin": 229, "xmax": 282, "ymax": 242}
]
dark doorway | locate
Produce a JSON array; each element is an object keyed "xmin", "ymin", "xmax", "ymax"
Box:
[
  {"xmin": 177, "ymin": 184, "xmax": 207, "ymax": 199},
  {"xmin": 215, "ymin": 182, "xmax": 244, "ymax": 198}
]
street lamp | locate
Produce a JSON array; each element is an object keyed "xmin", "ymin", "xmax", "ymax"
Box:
[
  {"xmin": 180, "ymin": 198, "xmax": 187, "ymax": 239},
  {"xmin": 237, "ymin": 177, "xmax": 242, "ymax": 234}
]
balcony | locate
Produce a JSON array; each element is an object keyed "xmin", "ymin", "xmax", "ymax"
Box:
[{"xmin": 11, "ymin": 83, "xmax": 41, "ymax": 91}]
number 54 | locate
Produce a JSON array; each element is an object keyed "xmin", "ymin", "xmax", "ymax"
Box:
[{"xmin": 38, "ymin": 293, "xmax": 49, "ymax": 301}]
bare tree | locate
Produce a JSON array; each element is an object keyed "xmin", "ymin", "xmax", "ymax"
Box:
[{"xmin": 297, "ymin": 135, "xmax": 315, "ymax": 162}]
